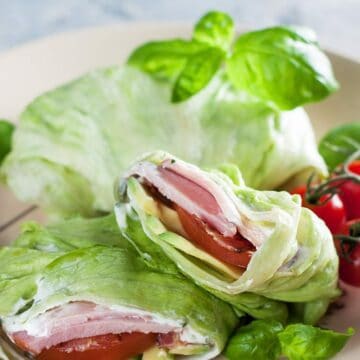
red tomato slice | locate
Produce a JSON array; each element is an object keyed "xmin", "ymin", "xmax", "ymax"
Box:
[
  {"xmin": 292, "ymin": 185, "xmax": 346, "ymax": 234},
  {"xmin": 339, "ymin": 160, "xmax": 360, "ymax": 220},
  {"xmin": 335, "ymin": 219, "xmax": 360, "ymax": 287},
  {"xmin": 36, "ymin": 333, "xmax": 156, "ymax": 360},
  {"xmin": 175, "ymin": 205, "xmax": 254, "ymax": 268}
]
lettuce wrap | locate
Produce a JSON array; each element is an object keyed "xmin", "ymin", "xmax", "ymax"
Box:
[
  {"xmin": 115, "ymin": 151, "xmax": 339, "ymax": 325},
  {"xmin": 1, "ymin": 65, "xmax": 326, "ymax": 218},
  {"xmin": 0, "ymin": 215, "xmax": 237, "ymax": 359}
]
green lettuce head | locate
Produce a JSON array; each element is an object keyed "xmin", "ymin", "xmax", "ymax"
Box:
[
  {"xmin": 1, "ymin": 65, "xmax": 326, "ymax": 218},
  {"xmin": 115, "ymin": 151, "xmax": 339, "ymax": 325},
  {"xmin": 0, "ymin": 215, "xmax": 237, "ymax": 359}
]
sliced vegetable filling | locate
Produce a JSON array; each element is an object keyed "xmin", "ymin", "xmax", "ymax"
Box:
[
  {"xmin": 7, "ymin": 301, "xmax": 207, "ymax": 359},
  {"xmin": 175, "ymin": 205, "xmax": 254, "ymax": 268},
  {"xmin": 128, "ymin": 158, "xmax": 255, "ymax": 268},
  {"xmin": 36, "ymin": 333, "xmax": 156, "ymax": 360}
]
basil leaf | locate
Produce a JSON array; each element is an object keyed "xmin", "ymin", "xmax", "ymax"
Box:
[
  {"xmin": 0, "ymin": 120, "xmax": 14, "ymax": 165},
  {"xmin": 127, "ymin": 40, "xmax": 207, "ymax": 81},
  {"xmin": 225, "ymin": 320, "xmax": 284, "ymax": 360},
  {"xmin": 227, "ymin": 26, "xmax": 339, "ymax": 110},
  {"xmin": 193, "ymin": 11, "xmax": 234, "ymax": 51},
  {"xmin": 127, "ymin": 13, "xmax": 338, "ymax": 106},
  {"xmin": 319, "ymin": 122, "xmax": 360, "ymax": 170},
  {"xmin": 279, "ymin": 324, "xmax": 354, "ymax": 360},
  {"xmin": 171, "ymin": 47, "xmax": 224, "ymax": 103}
]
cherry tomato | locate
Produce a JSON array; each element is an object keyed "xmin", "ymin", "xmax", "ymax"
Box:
[
  {"xmin": 338, "ymin": 160, "xmax": 360, "ymax": 220},
  {"xmin": 334, "ymin": 219, "xmax": 360, "ymax": 287},
  {"xmin": 292, "ymin": 185, "xmax": 346, "ymax": 234},
  {"xmin": 36, "ymin": 333, "xmax": 156, "ymax": 360},
  {"xmin": 175, "ymin": 205, "xmax": 254, "ymax": 268}
]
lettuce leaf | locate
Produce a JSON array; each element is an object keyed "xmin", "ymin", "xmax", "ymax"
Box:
[
  {"xmin": 0, "ymin": 215, "xmax": 237, "ymax": 358},
  {"xmin": 1, "ymin": 247, "xmax": 235, "ymax": 357},
  {"xmin": 1, "ymin": 66, "xmax": 326, "ymax": 218},
  {"xmin": 14, "ymin": 214, "xmax": 132, "ymax": 253}
]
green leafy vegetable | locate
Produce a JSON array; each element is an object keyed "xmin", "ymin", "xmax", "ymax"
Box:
[
  {"xmin": 193, "ymin": 11, "xmax": 234, "ymax": 50},
  {"xmin": 278, "ymin": 324, "xmax": 354, "ymax": 360},
  {"xmin": 2, "ymin": 66, "xmax": 327, "ymax": 217},
  {"xmin": 319, "ymin": 122, "xmax": 360, "ymax": 170},
  {"xmin": 14, "ymin": 214, "xmax": 135, "ymax": 253},
  {"xmin": 127, "ymin": 11, "xmax": 235, "ymax": 100},
  {"xmin": 128, "ymin": 11, "xmax": 337, "ymax": 107},
  {"xmin": 226, "ymin": 321, "xmax": 353, "ymax": 360},
  {"xmin": 116, "ymin": 151, "xmax": 337, "ymax": 323},
  {"xmin": 227, "ymin": 26, "xmax": 339, "ymax": 110},
  {"xmin": 172, "ymin": 47, "xmax": 224, "ymax": 102},
  {"xmin": 0, "ymin": 120, "xmax": 14, "ymax": 165},
  {"xmin": 225, "ymin": 320, "xmax": 284, "ymax": 360},
  {"xmin": 127, "ymin": 39, "xmax": 207, "ymax": 81},
  {"xmin": 0, "ymin": 215, "xmax": 238, "ymax": 359}
]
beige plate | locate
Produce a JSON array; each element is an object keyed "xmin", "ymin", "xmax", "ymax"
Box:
[{"xmin": 0, "ymin": 23, "xmax": 360, "ymax": 359}]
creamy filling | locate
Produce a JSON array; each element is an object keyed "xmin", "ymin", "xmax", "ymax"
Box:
[
  {"xmin": 125, "ymin": 157, "xmax": 271, "ymax": 254},
  {"xmin": 4, "ymin": 301, "xmax": 209, "ymax": 355},
  {"xmin": 127, "ymin": 160, "xmax": 239, "ymax": 237}
]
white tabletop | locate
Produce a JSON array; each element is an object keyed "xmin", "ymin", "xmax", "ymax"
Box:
[{"xmin": 0, "ymin": 0, "xmax": 359, "ymax": 60}]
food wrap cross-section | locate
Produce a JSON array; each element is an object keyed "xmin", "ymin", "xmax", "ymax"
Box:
[
  {"xmin": 0, "ymin": 215, "xmax": 237, "ymax": 359},
  {"xmin": 115, "ymin": 151, "xmax": 340, "ymax": 325}
]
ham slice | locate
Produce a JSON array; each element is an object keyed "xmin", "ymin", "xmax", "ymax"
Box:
[
  {"xmin": 9, "ymin": 302, "xmax": 181, "ymax": 355},
  {"xmin": 127, "ymin": 157, "xmax": 240, "ymax": 237}
]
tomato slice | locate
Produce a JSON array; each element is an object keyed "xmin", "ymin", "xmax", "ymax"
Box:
[
  {"xmin": 36, "ymin": 333, "xmax": 156, "ymax": 360},
  {"xmin": 175, "ymin": 205, "xmax": 254, "ymax": 268},
  {"xmin": 339, "ymin": 160, "xmax": 360, "ymax": 220}
]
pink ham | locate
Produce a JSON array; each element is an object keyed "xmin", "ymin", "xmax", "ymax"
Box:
[
  {"xmin": 10, "ymin": 302, "xmax": 180, "ymax": 355},
  {"xmin": 127, "ymin": 157, "xmax": 240, "ymax": 237}
]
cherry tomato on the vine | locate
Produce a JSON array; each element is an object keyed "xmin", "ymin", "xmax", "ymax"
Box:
[
  {"xmin": 292, "ymin": 185, "xmax": 346, "ymax": 234},
  {"xmin": 338, "ymin": 160, "xmax": 360, "ymax": 220},
  {"xmin": 334, "ymin": 219, "xmax": 360, "ymax": 287}
]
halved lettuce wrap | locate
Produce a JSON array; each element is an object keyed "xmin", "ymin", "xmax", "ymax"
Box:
[
  {"xmin": 0, "ymin": 215, "xmax": 237, "ymax": 359},
  {"xmin": 115, "ymin": 151, "xmax": 339, "ymax": 325},
  {"xmin": 1, "ymin": 65, "xmax": 326, "ymax": 218}
]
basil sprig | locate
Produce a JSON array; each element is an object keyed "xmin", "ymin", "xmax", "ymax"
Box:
[
  {"xmin": 319, "ymin": 122, "xmax": 360, "ymax": 171},
  {"xmin": 128, "ymin": 11, "xmax": 232, "ymax": 102},
  {"xmin": 227, "ymin": 26, "xmax": 339, "ymax": 109},
  {"xmin": 171, "ymin": 47, "xmax": 224, "ymax": 102},
  {"xmin": 225, "ymin": 320, "xmax": 353, "ymax": 360},
  {"xmin": 127, "ymin": 11, "xmax": 338, "ymax": 108},
  {"xmin": 192, "ymin": 11, "xmax": 234, "ymax": 51},
  {"xmin": 225, "ymin": 320, "xmax": 284, "ymax": 360}
]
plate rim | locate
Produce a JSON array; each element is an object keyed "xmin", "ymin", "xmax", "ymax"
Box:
[
  {"xmin": 0, "ymin": 20, "xmax": 359, "ymax": 360},
  {"xmin": 1, "ymin": 22, "xmax": 359, "ymax": 65}
]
